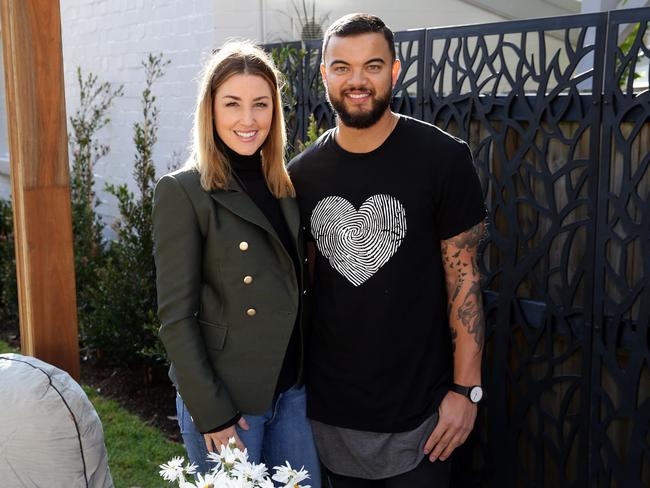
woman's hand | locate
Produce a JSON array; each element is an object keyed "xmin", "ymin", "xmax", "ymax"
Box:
[{"xmin": 203, "ymin": 416, "xmax": 250, "ymax": 452}]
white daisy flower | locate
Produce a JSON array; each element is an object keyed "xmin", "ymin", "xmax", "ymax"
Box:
[
  {"xmin": 194, "ymin": 472, "xmax": 220, "ymax": 488},
  {"xmin": 232, "ymin": 459, "xmax": 269, "ymax": 483},
  {"xmin": 207, "ymin": 450, "xmax": 222, "ymax": 467},
  {"xmin": 159, "ymin": 437, "xmax": 307, "ymax": 488},
  {"xmin": 257, "ymin": 477, "xmax": 276, "ymax": 488},
  {"xmin": 179, "ymin": 481, "xmax": 199, "ymax": 488},
  {"xmin": 207, "ymin": 440, "xmax": 249, "ymax": 472},
  {"xmin": 222, "ymin": 475, "xmax": 252, "ymax": 488},
  {"xmin": 272, "ymin": 461, "xmax": 311, "ymax": 488},
  {"xmin": 159, "ymin": 456, "xmax": 187, "ymax": 482}
]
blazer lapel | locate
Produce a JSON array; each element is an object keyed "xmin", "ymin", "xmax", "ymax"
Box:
[
  {"xmin": 209, "ymin": 177, "xmax": 277, "ymax": 238},
  {"xmin": 210, "ymin": 177, "xmax": 302, "ymax": 261}
]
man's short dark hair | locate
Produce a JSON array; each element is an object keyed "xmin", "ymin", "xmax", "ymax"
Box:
[{"xmin": 322, "ymin": 13, "xmax": 396, "ymax": 61}]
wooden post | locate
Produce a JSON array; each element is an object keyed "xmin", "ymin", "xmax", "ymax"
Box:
[{"xmin": 0, "ymin": 0, "xmax": 79, "ymax": 379}]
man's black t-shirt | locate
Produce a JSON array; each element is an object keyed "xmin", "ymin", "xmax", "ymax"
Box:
[{"xmin": 289, "ymin": 115, "xmax": 485, "ymax": 433}]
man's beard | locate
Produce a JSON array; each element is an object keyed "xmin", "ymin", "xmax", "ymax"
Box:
[{"xmin": 327, "ymin": 85, "xmax": 392, "ymax": 129}]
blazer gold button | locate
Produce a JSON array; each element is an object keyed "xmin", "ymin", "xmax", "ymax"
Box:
[
  {"xmin": 239, "ymin": 241, "xmax": 249, "ymax": 251},
  {"xmin": 243, "ymin": 275, "xmax": 253, "ymax": 285},
  {"xmin": 246, "ymin": 308, "xmax": 256, "ymax": 317}
]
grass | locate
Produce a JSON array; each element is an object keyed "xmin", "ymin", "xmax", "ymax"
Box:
[
  {"xmin": 0, "ymin": 338, "xmax": 17, "ymax": 353},
  {"xmin": 84, "ymin": 386, "xmax": 186, "ymax": 488},
  {"xmin": 1, "ymin": 339, "xmax": 184, "ymax": 487}
]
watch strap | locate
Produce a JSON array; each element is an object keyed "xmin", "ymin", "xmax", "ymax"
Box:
[{"xmin": 450, "ymin": 383, "xmax": 471, "ymax": 397}]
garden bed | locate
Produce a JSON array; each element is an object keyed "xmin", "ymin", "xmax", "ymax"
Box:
[{"xmin": 80, "ymin": 358, "xmax": 180, "ymax": 442}]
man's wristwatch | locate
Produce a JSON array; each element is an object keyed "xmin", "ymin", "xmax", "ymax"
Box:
[{"xmin": 451, "ymin": 383, "xmax": 484, "ymax": 404}]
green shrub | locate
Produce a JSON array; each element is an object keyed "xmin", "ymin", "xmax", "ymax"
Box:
[
  {"xmin": 0, "ymin": 198, "xmax": 17, "ymax": 326},
  {"xmin": 84, "ymin": 54, "xmax": 169, "ymax": 366},
  {"xmin": 1, "ymin": 56, "xmax": 171, "ymax": 370},
  {"xmin": 271, "ymin": 45, "xmax": 326, "ymax": 159},
  {"xmin": 69, "ymin": 68, "xmax": 123, "ymax": 353},
  {"xmin": 295, "ymin": 113, "xmax": 325, "ymax": 154}
]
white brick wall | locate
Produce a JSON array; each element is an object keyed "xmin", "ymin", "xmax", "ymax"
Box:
[
  {"xmin": 0, "ymin": 0, "xmax": 623, "ymax": 215},
  {"xmin": 0, "ymin": 0, "xmax": 513, "ymax": 217},
  {"xmin": 58, "ymin": 0, "xmax": 222, "ymax": 222},
  {"xmin": 51, "ymin": 0, "xmax": 510, "ymax": 223},
  {"xmin": 0, "ymin": 158, "xmax": 10, "ymax": 198}
]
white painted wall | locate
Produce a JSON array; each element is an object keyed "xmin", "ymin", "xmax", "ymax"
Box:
[
  {"xmin": 0, "ymin": 44, "xmax": 10, "ymax": 199},
  {"xmin": 0, "ymin": 0, "xmax": 512, "ymax": 214},
  {"xmin": 0, "ymin": 164, "xmax": 9, "ymax": 199},
  {"xmin": 258, "ymin": 0, "xmax": 507, "ymax": 42},
  {"xmin": 48, "ymin": 0, "xmax": 510, "ymax": 222},
  {"xmin": 54, "ymin": 0, "xmax": 223, "ymax": 221},
  {"xmin": 0, "ymin": 0, "xmax": 633, "ymax": 219}
]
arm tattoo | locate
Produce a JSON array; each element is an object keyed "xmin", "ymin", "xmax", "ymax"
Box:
[
  {"xmin": 448, "ymin": 222, "xmax": 485, "ymax": 250},
  {"xmin": 457, "ymin": 279, "xmax": 485, "ymax": 349},
  {"xmin": 442, "ymin": 221, "xmax": 486, "ymax": 351},
  {"xmin": 450, "ymin": 326, "xmax": 458, "ymax": 353}
]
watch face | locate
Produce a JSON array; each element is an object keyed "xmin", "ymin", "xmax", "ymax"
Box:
[{"xmin": 470, "ymin": 386, "xmax": 483, "ymax": 403}]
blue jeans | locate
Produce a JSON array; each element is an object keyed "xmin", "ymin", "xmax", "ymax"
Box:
[{"xmin": 176, "ymin": 385, "xmax": 321, "ymax": 486}]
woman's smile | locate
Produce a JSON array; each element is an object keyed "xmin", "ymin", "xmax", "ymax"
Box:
[{"xmin": 233, "ymin": 129, "xmax": 259, "ymax": 142}]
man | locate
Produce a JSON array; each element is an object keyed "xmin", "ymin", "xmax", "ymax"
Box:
[{"xmin": 288, "ymin": 13, "xmax": 486, "ymax": 487}]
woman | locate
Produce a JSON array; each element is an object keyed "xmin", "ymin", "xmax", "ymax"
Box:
[{"xmin": 152, "ymin": 41, "xmax": 320, "ymax": 483}]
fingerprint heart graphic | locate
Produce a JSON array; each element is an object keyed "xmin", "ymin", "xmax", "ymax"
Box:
[{"xmin": 310, "ymin": 194, "xmax": 407, "ymax": 286}]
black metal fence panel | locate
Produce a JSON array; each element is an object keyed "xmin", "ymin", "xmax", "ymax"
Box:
[
  {"xmin": 423, "ymin": 13, "xmax": 608, "ymax": 488},
  {"xmin": 593, "ymin": 8, "xmax": 650, "ymax": 488},
  {"xmin": 264, "ymin": 9, "xmax": 650, "ymax": 488}
]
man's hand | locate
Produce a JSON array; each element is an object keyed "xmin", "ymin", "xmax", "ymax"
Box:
[
  {"xmin": 423, "ymin": 390, "xmax": 477, "ymax": 462},
  {"xmin": 203, "ymin": 416, "xmax": 250, "ymax": 452}
]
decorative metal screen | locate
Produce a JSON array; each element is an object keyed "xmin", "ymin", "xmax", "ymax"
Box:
[
  {"xmin": 592, "ymin": 8, "xmax": 650, "ymax": 488},
  {"xmin": 265, "ymin": 8, "xmax": 650, "ymax": 488}
]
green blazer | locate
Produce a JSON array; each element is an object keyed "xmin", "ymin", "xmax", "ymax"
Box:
[{"xmin": 152, "ymin": 167, "xmax": 305, "ymax": 432}]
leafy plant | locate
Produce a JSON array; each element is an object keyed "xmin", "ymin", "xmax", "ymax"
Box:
[
  {"xmin": 85, "ymin": 53, "xmax": 169, "ymax": 367},
  {"xmin": 290, "ymin": 0, "xmax": 328, "ymax": 41},
  {"xmin": 272, "ymin": 45, "xmax": 304, "ymax": 156},
  {"xmin": 293, "ymin": 113, "xmax": 325, "ymax": 157},
  {"xmin": 68, "ymin": 68, "xmax": 123, "ymax": 349},
  {"xmin": 0, "ymin": 198, "xmax": 17, "ymax": 327},
  {"xmin": 271, "ymin": 45, "xmax": 327, "ymax": 159}
]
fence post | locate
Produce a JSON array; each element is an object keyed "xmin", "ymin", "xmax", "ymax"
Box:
[{"xmin": 0, "ymin": 0, "xmax": 80, "ymax": 380}]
